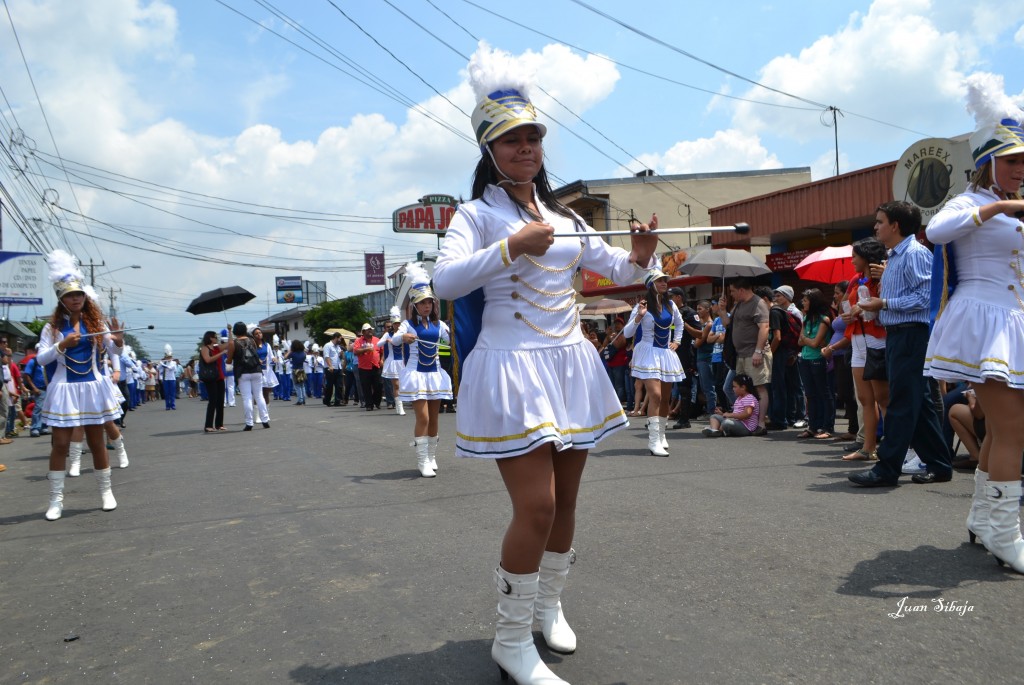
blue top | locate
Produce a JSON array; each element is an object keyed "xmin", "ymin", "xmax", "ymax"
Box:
[
  {"xmin": 410, "ymin": 320, "xmax": 441, "ymax": 373},
  {"xmin": 24, "ymin": 357, "xmax": 47, "ymax": 389},
  {"xmin": 58, "ymin": 321, "xmax": 99, "ymax": 383},
  {"xmin": 711, "ymin": 317, "xmax": 725, "ymax": 363},
  {"xmin": 287, "ymin": 351, "xmax": 306, "ymax": 370},
  {"xmin": 879, "ymin": 235, "xmax": 933, "ymax": 326}
]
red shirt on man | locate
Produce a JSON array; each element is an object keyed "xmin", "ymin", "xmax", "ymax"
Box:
[{"xmin": 355, "ymin": 335, "xmax": 381, "ymax": 370}]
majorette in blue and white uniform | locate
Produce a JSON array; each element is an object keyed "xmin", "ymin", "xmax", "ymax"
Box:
[
  {"xmin": 622, "ymin": 273, "xmax": 685, "ymax": 383},
  {"xmin": 38, "ymin": 321, "xmax": 123, "ymax": 429}
]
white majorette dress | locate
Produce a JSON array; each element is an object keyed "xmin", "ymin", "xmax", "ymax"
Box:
[
  {"xmin": 434, "ymin": 184, "xmax": 652, "ymax": 459},
  {"xmin": 394, "ymin": 319, "xmax": 453, "ymax": 402},
  {"xmin": 623, "ymin": 301, "xmax": 685, "ymax": 382},
  {"xmin": 257, "ymin": 341, "xmax": 280, "ymax": 389},
  {"xmin": 924, "ymin": 187, "xmax": 1024, "ymax": 389},
  {"xmin": 381, "ymin": 332, "xmax": 406, "ymax": 381},
  {"xmin": 37, "ymin": 320, "xmax": 124, "ymax": 427}
]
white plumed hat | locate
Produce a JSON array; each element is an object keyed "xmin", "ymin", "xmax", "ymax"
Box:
[
  {"xmin": 965, "ymin": 72, "xmax": 1024, "ymax": 170},
  {"xmin": 468, "ymin": 42, "xmax": 546, "ymax": 151}
]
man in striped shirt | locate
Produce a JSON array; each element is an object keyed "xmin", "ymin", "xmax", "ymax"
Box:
[{"xmin": 848, "ymin": 201, "xmax": 953, "ymax": 487}]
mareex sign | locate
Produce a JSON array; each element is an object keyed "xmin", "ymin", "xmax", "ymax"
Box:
[
  {"xmin": 892, "ymin": 138, "xmax": 973, "ymax": 224},
  {"xmin": 392, "ymin": 194, "xmax": 457, "ymax": 235}
]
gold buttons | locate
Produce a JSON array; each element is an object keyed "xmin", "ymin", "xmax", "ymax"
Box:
[
  {"xmin": 511, "ymin": 292, "xmax": 520, "ymax": 299},
  {"xmin": 514, "ymin": 312, "xmax": 522, "ymax": 319},
  {"xmin": 511, "ymin": 274, "xmax": 519, "ymax": 282}
]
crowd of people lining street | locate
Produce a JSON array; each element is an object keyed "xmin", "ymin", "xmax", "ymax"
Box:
[{"xmin": 2, "ymin": 48, "xmax": 1022, "ymax": 685}]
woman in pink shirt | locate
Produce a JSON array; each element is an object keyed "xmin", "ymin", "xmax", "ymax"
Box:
[{"xmin": 702, "ymin": 374, "xmax": 760, "ymax": 437}]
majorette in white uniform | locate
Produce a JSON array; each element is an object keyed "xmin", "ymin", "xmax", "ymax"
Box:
[
  {"xmin": 381, "ymin": 309, "xmax": 407, "ymax": 381},
  {"xmin": 394, "ymin": 318, "xmax": 453, "ymax": 402},
  {"xmin": 925, "ymin": 185, "xmax": 1024, "ymax": 388},
  {"xmin": 622, "ymin": 276, "xmax": 686, "ymax": 383},
  {"xmin": 923, "ymin": 74, "xmax": 1024, "ymax": 575},
  {"xmin": 434, "ymin": 186, "xmax": 650, "ymax": 459},
  {"xmin": 38, "ymin": 321, "xmax": 123, "ymax": 428}
]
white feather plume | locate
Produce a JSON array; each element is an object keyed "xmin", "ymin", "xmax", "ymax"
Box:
[
  {"xmin": 46, "ymin": 249, "xmax": 84, "ymax": 285},
  {"xmin": 965, "ymin": 72, "xmax": 1023, "ymax": 126},
  {"xmin": 404, "ymin": 261, "xmax": 432, "ymax": 288},
  {"xmin": 389, "ymin": 305, "xmax": 401, "ymax": 320},
  {"xmin": 83, "ymin": 284, "xmax": 100, "ymax": 302},
  {"xmin": 468, "ymin": 41, "xmax": 535, "ymax": 102},
  {"xmin": 164, "ymin": 344, "xmax": 173, "ymax": 356}
]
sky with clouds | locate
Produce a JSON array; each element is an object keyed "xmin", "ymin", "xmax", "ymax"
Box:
[{"xmin": 1, "ymin": 0, "xmax": 1022, "ymax": 355}]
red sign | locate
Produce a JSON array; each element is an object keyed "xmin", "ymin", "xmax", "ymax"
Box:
[
  {"xmin": 765, "ymin": 249, "xmax": 812, "ymax": 272},
  {"xmin": 393, "ymin": 194, "xmax": 457, "ymax": 235},
  {"xmin": 365, "ymin": 252, "xmax": 385, "ymax": 286}
]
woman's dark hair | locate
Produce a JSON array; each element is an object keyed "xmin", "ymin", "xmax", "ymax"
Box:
[
  {"xmin": 802, "ymin": 288, "xmax": 830, "ymax": 321},
  {"xmin": 645, "ymin": 282, "xmax": 664, "ymax": 318},
  {"xmin": 470, "ymin": 136, "xmax": 582, "ymax": 229},
  {"xmin": 50, "ymin": 295, "xmax": 104, "ymax": 339},
  {"xmin": 290, "ymin": 339, "xmax": 304, "ymax": 353},
  {"xmin": 851, "ymin": 236, "xmax": 887, "ymax": 269},
  {"xmin": 202, "ymin": 331, "xmax": 218, "ymax": 346},
  {"xmin": 732, "ymin": 373, "xmax": 756, "ymax": 396},
  {"xmin": 232, "ymin": 321, "xmax": 248, "ymax": 337},
  {"xmin": 409, "ymin": 297, "xmax": 439, "ymax": 324},
  {"xmin": 835, "ymin": 280, "xmax": 849, "ymax": 293}
]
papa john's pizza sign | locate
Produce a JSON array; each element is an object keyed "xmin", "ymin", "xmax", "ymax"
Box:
[{"xmin": 393, "ymin": 194, "xmax": 458, "ymax": 235}]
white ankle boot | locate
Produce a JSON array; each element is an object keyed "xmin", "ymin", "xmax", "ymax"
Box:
[
  {"xmin": 647, "ymin": 417, "xmax": 668, "ymax": 457},
  {"xmin": 987, "ymin": 480, "xmax": 1024, "ymax": 573},
  {"xmin": 428, "ymin": 436, "xmax": 439, "ymax": 473},
  {"xmin": 67, "ymin": 441, "xmax": 84, "ymax": 477},
  {"xmin": 95, "ymin": 467, "xmax": 117, "ymax": 511},
  {"xmin": 967, "ymin": 469, "xmax": 990, "ymax": 548},
  {"xmin": 111, "ymin": 435, "xmax": 129, "ymax": 469},
  {"xmin": 492, "ymin": 566, "xmax": 569, "ymax": 685},
  {"xmin": 415, "ymin": 437, "xmax": 434, "ymax": 478},
  {"xmin": 535, "ymin": 550, "xmax": 577, "ymax": 654},
  {"xmin": 45, "ymin": 470, "xmax": 65, "ymax": 520},
  {"xmin": 395, "ymin": 400, "xmax": 405, "ymax": 416},
  {"xmin": 659, "ymin": 416, "xmax": 669, "ymax": 452}
]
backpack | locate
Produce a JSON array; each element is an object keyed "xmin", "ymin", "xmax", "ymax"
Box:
[
  {"xmin": 239, "ymin": 339, "xmax": 261, "ymax": 373},
  {"xmin": 779, "ymin": 309, "xmax": 802, "ymax": 351}
]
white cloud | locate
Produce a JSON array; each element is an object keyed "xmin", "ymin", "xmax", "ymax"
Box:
[
  {"xmin": 809, "ymin": 149, "xmax": 851, "ymax": 181},
  {"xmin": 1015, "ymin": 24, "xmax": 1024, "ymax": 47},
  {"xmin": 635, "ymin": 129, "xmax": 782, "ymax": 175}
]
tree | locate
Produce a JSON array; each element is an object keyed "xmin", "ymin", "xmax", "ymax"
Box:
[{"xmin": 304, "ymin": 296, "xmax": 373, "ymax": 345}]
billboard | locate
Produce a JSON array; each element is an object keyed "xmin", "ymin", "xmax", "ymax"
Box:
[
  {"xmin": 392, "ymin": 194, "xmax": 457, "ymax": 235},
  {"xmin": 365, "ymin": 252, "xmax": 385, "ymax": 286},
  {"xmin": 276, "ymin": 275, "xmax": 303, "ymax": 305},
  {"xmin": 0, "ymin": 251, "xmax": 45, "ymax": 305}
]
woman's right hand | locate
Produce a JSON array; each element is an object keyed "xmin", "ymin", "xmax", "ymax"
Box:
[
  {"xmin": 59, "ymin": 331, "xmax": 81, "ymax": 352},
  {"xmin": 507, "ymin": 221, "xmax": 555, "ymax": 260},
  {"xmin": 635, "ymin": 300, "xmax": 648, "ymax": 321}
]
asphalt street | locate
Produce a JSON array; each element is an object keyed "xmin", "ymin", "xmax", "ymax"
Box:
[{"xmin": 1, "ymin": 394, "xmax": 1021, "ymax": 684}]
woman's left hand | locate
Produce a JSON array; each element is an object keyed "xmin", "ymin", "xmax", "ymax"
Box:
[
  {"xmin": 628, "ymin": 213, "xmax": 659, "ymax": 266},
  {"xmin": 669, "ymin": 341, "xmax": 679, "ymax": 351},
  {"xmin": 108, "ymin": 317, "xmax": 124, "ymax": 346}
]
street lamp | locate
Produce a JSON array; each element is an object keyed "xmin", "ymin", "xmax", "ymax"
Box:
[{"xmin": 92, "ymin": 264, "xmax": 141, "ymax": 284}]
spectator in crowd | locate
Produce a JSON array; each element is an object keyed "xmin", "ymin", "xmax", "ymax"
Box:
[
  {"xmin": 796, "ymin": 288, "xmax": 834, "ymax": 439},
  {"xmin": 322, "ymin": 332, "xmax": 345, "ymax": 407},
  {"xmin": 702, "ymin": 373, "xmax": 760, "ymax": 437},
  {"xmin": 726, "ymin": 279, "xmax": 770, "ymax": 435},
  {"xmin": 344, "ymin": 343, "xmax": 360, "ymax": 406},
  {"xmin": 692, "ymin": 299, "xmax": 717, "ymax": 420},
  {"xmin": 354, "ymin": 323, "xmax": 383, "ymax": 411},
  {"xmin": 668, "ymin": 287, "xmax": 701, "ymax": 428},
  {"xmin": 768, "ymin": 286, "xmax": 806, "ymax": 430},
  {"xmin": 22, "ymin": 345, "xmax": 48, "ymax": 437},
  {"xmin": 286, "ymin": 339, "xmax": 307, "ymax": 406},
  {"xmin": 848, "ymin": 201, "xmax": 952, "ymax": 487},
  {"xmin": 600, "ymin": 317, "xmax": 630, "ymax": 407},
  {"xmin": 949, "ymin": 385, "xmax": 984, "ymax": 470},
  {"xmin": 822, "ymin": 281, "xmax": 858, "ymax": 441},
  {"xmin": 200, "ymin": 330, "xmax": 231, "ymax": 432},
  {"xmin": 232, "ymin": 322, "xmax": 270, "ymax": 431},
  {"xmin": 251, "ymin": 326, "xmax": 278, "ymax": 408}
]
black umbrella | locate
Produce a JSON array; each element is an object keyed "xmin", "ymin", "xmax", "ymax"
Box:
[{"xmin": 187, "ymin": 286, "xmax": 256, "ymax": 315}]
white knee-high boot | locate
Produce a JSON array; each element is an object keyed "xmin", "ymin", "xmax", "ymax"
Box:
[
  {"xmin": 395, "ymin": 399, "xmax": 405, "ymax": 416},
  {"xmin": 492, "ymin": 566, "xmax": 569, "ymax": 685},
  {"xmin": 967, "ymin": 469, "xmax": 990, "ymax": 548},
  {"xmin": 95, "ymin": 467, "xmax": 117, "ymax": 511},
  {"xmin": 428, "ymin": 436, "xmax": 439, "ymax": 472},
  {"xmin": 659, "ymin": 416, "xmax": 669, "ymax": 452},
  {"xmin": 67, "ymin": 441, "xmax": 84, "ymax": 477},
  {"xmin": 111, "ymin": 435, "xmax": 129, "ymax": 469},
  {"xmin": 535, "ymin": 550, "xmax": 577, "ymax": 654},
  {"xmin": 45, "ymin": 471, "xmax": 65, "ymax": 520},
  {"xmin": 987, "ymin": 480, "xmax": 1024, "ymax": 573},
  {"xmin": 647, "ymin": 417, "xmax": 668, "ymax": 457},
  {"xmin": 415, "ymin": 437, "xmax": 434, "ymax": 478}
]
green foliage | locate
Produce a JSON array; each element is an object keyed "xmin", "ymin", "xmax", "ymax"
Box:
[
  {"xmin": 24, "ymin": 319, "xmax": 46, "ymax": 336},
  {"xmin": 303, "ymin": 296, "xmax": 373, "ymax": 345}
]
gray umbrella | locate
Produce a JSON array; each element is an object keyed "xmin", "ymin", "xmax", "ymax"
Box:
[{"xmin": 678, "ymin": 248, "xmax": 771, "ymax": 280}]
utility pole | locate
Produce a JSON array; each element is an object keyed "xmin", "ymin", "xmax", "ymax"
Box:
[
  {"xmin": 102, "ymin": 286, "xmax": 121, "ymax": 318},
  {"xmin": 82, "ymin": 259, "xmax": 105, "ymax": 286}
]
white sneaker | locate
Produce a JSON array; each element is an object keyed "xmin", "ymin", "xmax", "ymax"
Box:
[{"xmin": 901, "ymin": 450, "xmax": 927, "ymax": 475}]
